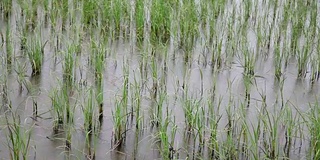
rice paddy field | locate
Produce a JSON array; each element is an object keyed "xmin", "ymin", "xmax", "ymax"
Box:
[{"xmin": 1, "ymin": 0, "xmax": 320, "ymax": 159}]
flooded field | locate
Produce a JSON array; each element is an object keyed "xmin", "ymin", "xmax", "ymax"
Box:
[{"xmin": 1, "ymin": 0, "xmax": 320, "ymax": 159}]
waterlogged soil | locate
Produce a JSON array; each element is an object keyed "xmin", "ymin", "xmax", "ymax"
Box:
[{"xmin": 1, "ymin": 1, "xmax": 320, "ymax": 160}]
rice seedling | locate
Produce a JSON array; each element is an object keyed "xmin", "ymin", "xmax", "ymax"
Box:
[
  {"xmin": 26, "ymin": 33, "xmax": 47, "ymax": 76},
  {"xmin": 5, "ymin": 113, "xmax": 32, "ymax": 160},
  {"xmin": 207, "ymin": 96, "xmax": 222, "ymax": 159},
  {"xmin": 307, "ymin": 100, "xmax": 320, "ymax": 159},
  {"xmin": 63, "ymin": 43, "xmax": 77, "ymax": 86},
  {"xmin": 243, "ymin": 0, "xmax": 252, "ymax": 25},
  {"xmin": 0, "ymin": 30, "xmax": 3, "ymax": 47},
  {"xmin": 96, "ymin": 81, "xmax": 104, "ymax": 121},
  {"xmin": 1, "ymin": 0, "xmax": 320, "ymax": 159},
  {"xmin": 222, "ymin": 96, "xmax": 238, "ymax": 159},
  {"xmin": 82, "ymin": 88, "xmax": 96, "ymax": 134},
  {"xmin": 112, "ymin": 97, "xmax": 128, "ymax": 147},
  {"xmin": 312, "ymin": 36, "xmax": 320, "ymax": 81},
  {"xmin": 103, "ymin": 0, "xmax": 129, "ymax": 39},
  {"xmin": 5, "ymin": 22, "xmax": 13, "ymax": 66},
  {"xmin": 14, "ymin": 60, "xmax": 29, "ymax": 92},
  {"xmin": 274, "ymin": 39, "xmax": 282, "ymax": 80},
  {"xmin": 1, "ymin": 0, "xmax": 12, "ymax": 18},
  {"xmin": 283, "ymin": 104, "xmax": 299, "ymax": 159},
  {"xmin": 297, "ymin": 37, "xmax": 310, "ymax": 78},
  {"xmin": 152, "ymin": 87, "xmax": 167, "ymax": 128},
  {"xmin": 155, "ymin": 116, "xmax": 178, "ymax": 160},
  {"xmin": 290, "ymin": 1, "xmax": 307, "ymax": 54},
  {"xmin": 150, "ymin": 1, "xmax": 172, "ymax": 44},
  {"xmin": 0, "ymin": 55, "xmax": 11, "ymax": 110},
  {"xmin": 211, "ymin": 37, "xmax": 223, "ymax": 68},
  {"xmin": 237, "ymin": 103, "xmax": 250, "ymax": 158},
  {"xmin": 260, "ymin": 105, "xmax": 284, "ymax": 159},
  {"xmin": 82, "ymin": 0, "xmax": 99, "ymax": 26},
  {"xmin": 194, "ymin": 104, "xmax": 205, "ymax": 152},
  {"xmin": 42, "ymin": 0, "xmax": 50, "ymax": 22},
  {"xmin": 18, "ymin": 23, "xmax": 28, "ymax": 51},
  {"xmin": 179, "ymin": 1, "xmax": 198, "ymax": 62},
  {"xmin": 131, "ymin": 73, "xmax": 142, "ymax": 130},
  {"xmin": 65, "ymin": 123, "xmax": 72, "ymax": 150},
  {"xmin": 50, "ymin": 83, "xmax": 71, "ymax": 133},
  {"xmin": 240, "ymin": 38, "xmax": 256, "ymax": 79},
  {"xmin": 149, "ymin": 48, "xmax": 161, "ymax": 126},
  {"xmin": 90, "ymin": 40, "xmax": 105, "ymax": 84},
  {"xmin": 85, "ymin": 126, "xmax": 98, "ymax": 160},
  {"xmin": 49, "ymin": 1, "xmax": 58, "ymax": 30},
  {"xmin": 135, "ymin": 0, "xmax": 144, "ymax": 43},
  {"xmin": 181, "ymin": 91, "xmax": 201, "ymax": 132},
  {"xmin": 112, "ymin": 62, "xmax": 129, "ymax": 146},
  {"xmin": 65, "ymin": 100, "xmax": 76, "ymax": 151},
  {"xmin": 266, "ymin": 0, "xmax": 278, "ymax": 51},
  {"xmin": 49, "ymin": 88, "xmax": 63, "ymax": 133},
  {"xmin": 241, "ymin": 106, "xmax": 262, "ymax": 159}
]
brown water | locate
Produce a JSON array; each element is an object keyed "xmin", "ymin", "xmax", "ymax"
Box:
[{"xmin": 1, "ymin": 0, "xmax": 320, "ymax": 160}]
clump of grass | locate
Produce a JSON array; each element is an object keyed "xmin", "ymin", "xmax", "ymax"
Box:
[
  {"xmin": 135, "ymin": 0, "xmax": 144, "ymax": 42},
  {"xmin": 156, "ymin": 116, "xmax": 178, "ymax": 159},
  {"xmin": 26, "ymin": 34, "xmax": 47, "ymax": 76},
  {"xmin": 18, "ymin": 24, "xmax": 28, "ymax": 51},
  {"xmin": 241, "ymin": 112, "xmax": 261, "ymax": 159},
  {"xmin": 297, "ymin": 33, "xmax": 311, "ymax": 78},
  {"xmin": 307, "ymin": 100, "xmax": 320, "ymax": 159},
  {"xmin": 82, "ymin": 0, "xmax": 99, "ymax": 26},
  {"xmin": 0, "ymin": 58, "xmax": 11, "ymax": 110},
  {"xmin": 149, "ymin": 48, "xmax": 165, "ymax": 126},
  {"xmin": 195, "ymin": 105, "xmax": 205, "ymax": 152},
  {"xmin": 260, "ymin": 106, "xmax": 282, "ymax": 159},
  {"xmin": 181, "ymin": 91, "xmax": 201, "ymax": 132},
  {"xmin": 151, "ymin": 87, "xmax": 166, "ymax": 127},
  {"xmin": 112, "ymin": 97, "xmax": 128, "ymax": 147},
  {"xmin": 50, "ymin": 84, "xmax": 70, "ymax": 133},
  {"xmin": 65, "ymin": 102, "xmax": 76, "ymax": 151},
  {"xmin": 85, "ymin": 127, "xmax": 98, "ymax": 160},
  {"xmin": 211, "ymin": 37, "xmax": 223, "ymax": 68},
  {"xmin": 274, "ymin": 41, "xmax": 282, "ymax": 80},
  {"xmin": 82, "ymin": 88, "xmax": 96, "ymax": 134},
  {"xmin": 5, "ymin": 22, "xmax": 13, "ymax": 66},
  {"xmin": 63, "ymin": 43, "xmax": 76, "ymax": 86},
  {"xmin": 290, "ymin": 1, "xmax": 307, "ymax": 53},
  {"xmin": 89, "ymin": 40, "xmax": 106, "ymax": 121},
  {"xmin": 150, "ymin": 1, "xmax": 172, "ymax": 44},
  {"xmin": 240, "ymin": 46, "xmax": 257, "ymax": 107},
  {"xmin": 207, "ymin": 76, "xmax": 222, "ymax": 159},
  {"xmin": 313, "ymin": 39, "xmax": 320, "ymax": 81},
  {"xmin": 90, "ymin": 40, "xmax": 105, "ymax": 83},
  {"xmin": 223, "ymin": 95, "xmax": 238, "ymax": 159},
  {"xmin": 131, "ymin": 74, "xmax": 142, "ymax": 130},
  {"xmin": 242, "ymin": 47, "xmax": 255, "ymax": 79},
  {"xmin": 179, "ymin": 0, "xmax": 198, "ymax": 61},
  {"xmin": 283, "ymin": 104, "xmax": 298, "ymax": 159},
  {"xmin": 5, "ymin": 113, "xmax": 32, "ymax": 160},
  {"xmin": 102, "ymin": 0, "xmax": 129, "ymax": 39},
  {"xmin": 49, "ymin": 1, "xmax": 58, "ymax": 31},
  {"xmin": 65, "ymin": 123, "xmax": 72, "ymax": 150},
  {"xmin": 14, "ymin": 60, "xmax": 29, "ymax": 93},
  {"xmin": 1, "ymin": 0, "xmax": 12, "ymax": 18},
  {"xmin": 50, "ymin": 87, "xmax": 64, "ymax": 132},
  {"xmin": 96, "ymin": 82, "xmax": 104, "ymax": 121},
  {"xmin": 112, "ymin": 62, "xmax": 129, "ymax": 146}
]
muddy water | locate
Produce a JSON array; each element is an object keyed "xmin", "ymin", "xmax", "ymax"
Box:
[{"xmin": 1, "ymin": 0, "xmax": 320, "ymax": 160}]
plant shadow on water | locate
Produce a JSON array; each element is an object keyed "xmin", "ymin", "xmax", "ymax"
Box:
[{"xmin": 1, "ymin": 0, "xmax": 320, "ymax": 159}]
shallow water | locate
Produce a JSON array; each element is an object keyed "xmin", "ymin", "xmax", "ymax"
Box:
[{"xmin": 1, "ymin": 0, "xmax": 320, "ymax": 159}]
